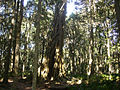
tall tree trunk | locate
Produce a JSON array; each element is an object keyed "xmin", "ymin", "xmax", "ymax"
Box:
[
  {"xmin": 22, "ymin": 22, "xmax": 29, "ymax": 78},
  {"xmin": 40, "ymin": 38, "xmax": 45, "ymax": 80},
  {"xmin": 88, "ymin": 0, "xmax": 95, "ymax": 78},
  {"xmin": 58, "ymin": 2, "xmax": 66, "ymax": 77},
  {"xmin": 47, "ymin": 1, "xmax": 66, "ymax": 80},
  {"xmin": 32, "ymin": 0, "xmax": 42, "ymax": 90},
  {"xmin": 114, "ymin": 0, "xmax": 120, "ymax": 39},
  {"xmin": 3, "ymin": 0, "xmax": 15, "ymax": 83},
  {"xmin": 12, "ymin": 0, "xmax": 19, "ymax": 74},
  {"xmin": 3, "ymin": 22, "xmax": 13, "ymax": 83},
  {"xmin": 105, "ymin": 7, "xmax": 112, "ymax": 78},
  {"xmin": 13, "ymin": 0, "xmax": 24, "ymax": 75},
  {"xmin": 114, "ymin": 0, "xmax": 120, "ymax": 81}
]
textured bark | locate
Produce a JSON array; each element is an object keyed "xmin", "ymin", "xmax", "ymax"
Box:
[
  {"xmin": 47, "ymin": 1, "xmax": 66, "ymax": 80},
  {"xmin": 32, "ymin": 0, "xmax": 42, "ymax": 90},
  {"xmin": 114, "ymin": 0, "xmax": 120, "ymax": 78},
  {"xmin": 114, "ymin": 0, "xmax": 120, "ymax": 38},
  {"xmin": 13, "ymin": 0, "xmax": 24, "ymax": 75},
  {"xmin": 3, "ymin": 25, "xmax": 13, "ymax": 83},
  {"xmin": 40, "ymin": 39, "xmax": 45, "ymax": 79},
  {"xmin": 12, "ymin": 0, "xmax": 19, "ymax": 74},
  {"xmin": 22, "ymin": 23, "xmax": 29, "ymax": 78},
  {"xmin": 3, "ymin": 0, "xmax": 15, "ymax": 83},
  {"xmin": 88, "ymin": 0, "xmax": 95, "ymax": 78}
]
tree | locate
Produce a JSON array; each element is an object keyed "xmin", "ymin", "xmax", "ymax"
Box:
[
  {"xmin": 114, "ymin": 0, "xmax": 120, "ymax": 78},
  {"xmin": 114, "ymin": 0, "xmax": 120, "ymax": 39},
  {"xmin": 12, "ymin": 0, "xmax": 24, "ymax": 75},
  {"xmin": 2, "ymin": 1, "xmax": 14, "ymax": 83},
  {"xmin": 32, "ymin": 0, "xmax": 42, "ymax": 90},
  {"xmin": 46, "ymin": 0, "xmax": 66, "ymax": 80}
]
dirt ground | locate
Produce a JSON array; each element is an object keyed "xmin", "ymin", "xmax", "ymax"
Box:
[{"xmin": 0, "ymin": 77, "xmax": 71, "ymax": 90}]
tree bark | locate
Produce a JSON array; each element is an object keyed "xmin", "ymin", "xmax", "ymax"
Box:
[
  {"xmin": 12, "ymin": 0, "xmax": 19, "ymax": 74},
  {"xmin": 12, "ymin": 0, "xmax": 24, "ymax": 75},
  {"xmin": 3, "ymin": 23, "xmax": 13, "ymax": 83},
  {"xmin": 114, "ymin": 0, "xmax": 120, "ymax": 81},
  {"xmin": 114, "ymin": 0, "xmax": 120, "ymax": 39},
  {"xmin": 88, "ymin": 0, "xmax": 95, "ymax": 78},
  {"xmin": 32, "ymin": 0, "xmax": 42, "ymax": 90},
  {"xmin": 47, "ymin": 1, "xmax": 66, "ymax": 80}
]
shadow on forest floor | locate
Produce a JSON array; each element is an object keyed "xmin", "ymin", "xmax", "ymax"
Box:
[{"xmin": 0, "ymin": 74, "xmax": 120, "ymax": 90}]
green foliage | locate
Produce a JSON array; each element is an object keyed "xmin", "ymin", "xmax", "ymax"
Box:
[{"xmin": 68, "ymin": 74, "xmax": 120, "ymax": 90}]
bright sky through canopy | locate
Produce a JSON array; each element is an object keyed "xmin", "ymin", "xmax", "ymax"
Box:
[
  {"xmin": 24, "ymin": 0, "xmax": 76, "ymax": 16},
  {"xmin": 67, "ymin": 1, "xmax": 75, "ymax": 16}
]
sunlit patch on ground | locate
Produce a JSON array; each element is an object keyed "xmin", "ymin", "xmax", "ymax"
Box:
[
  {"xmin": 8, "ymin": 79, "xmax": 13, "ymax": 83},
  {"xmin": 55, "ymin": 82, "xmax": 61, "ymax": 85},
  {"xmin": 25, "ymin": 86, "xmax": 32, "ymax": 90},
  {"xmin": 0, "ymin": 78, "xmax": 3, "ymax": 82},
  {"xmin": 67, "ymin": 77, "xmax": 82, "ymax": 85}
]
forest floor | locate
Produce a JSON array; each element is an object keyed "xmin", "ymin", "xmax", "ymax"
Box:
[
  {"xmin": 0, "ymin": 74, "xmax": 120, "ymax": 90},
  {"xmin": 0, "ymin": 76, "xmax": 81, "ymax": 90}
]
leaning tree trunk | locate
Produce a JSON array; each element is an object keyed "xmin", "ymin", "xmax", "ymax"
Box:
[{"xmin": 47, "ymin": 1, "xmax": 66, "ymax": 80}]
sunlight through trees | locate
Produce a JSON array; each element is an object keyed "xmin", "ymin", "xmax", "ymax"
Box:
[{"xmin": 0, "ymin": 0, "xmax": 120, "ymax": 90}]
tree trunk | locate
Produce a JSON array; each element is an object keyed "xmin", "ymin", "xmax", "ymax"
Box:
[
  {"xmin": 13, "ymin": 0, "xmax": 24, "ymax": 75},
  {"xmin": 32, "ymin": 0, "xmax": 42, "ymax": 90},
  {"xmin": 22, "ymin": 22, "xmax": 29, "ymax": 78},
  {"xmin": 114, "ymin": 0, "xmax": 120, "ymax": 39},
  {"xmin": 40, "ymin": 38, "xmax": 45, "ymax": 80},
  {"xmin": 88, "ymin": 0, "xmax": 95, "ymax": 78},
  {"xmin": 114, "ymin": 0, "xmax": 120, "ymax": 81},
  {"xmin": 47, "ymin": 1, "xmax": 66, "ymax": 80},
  {"xmin": 12, "ymin": 0, "xmax": 19, "ymax": 74},
  {"xmin": 3, "ymin": 24, "xmax": 13, "ymax": 83}
]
